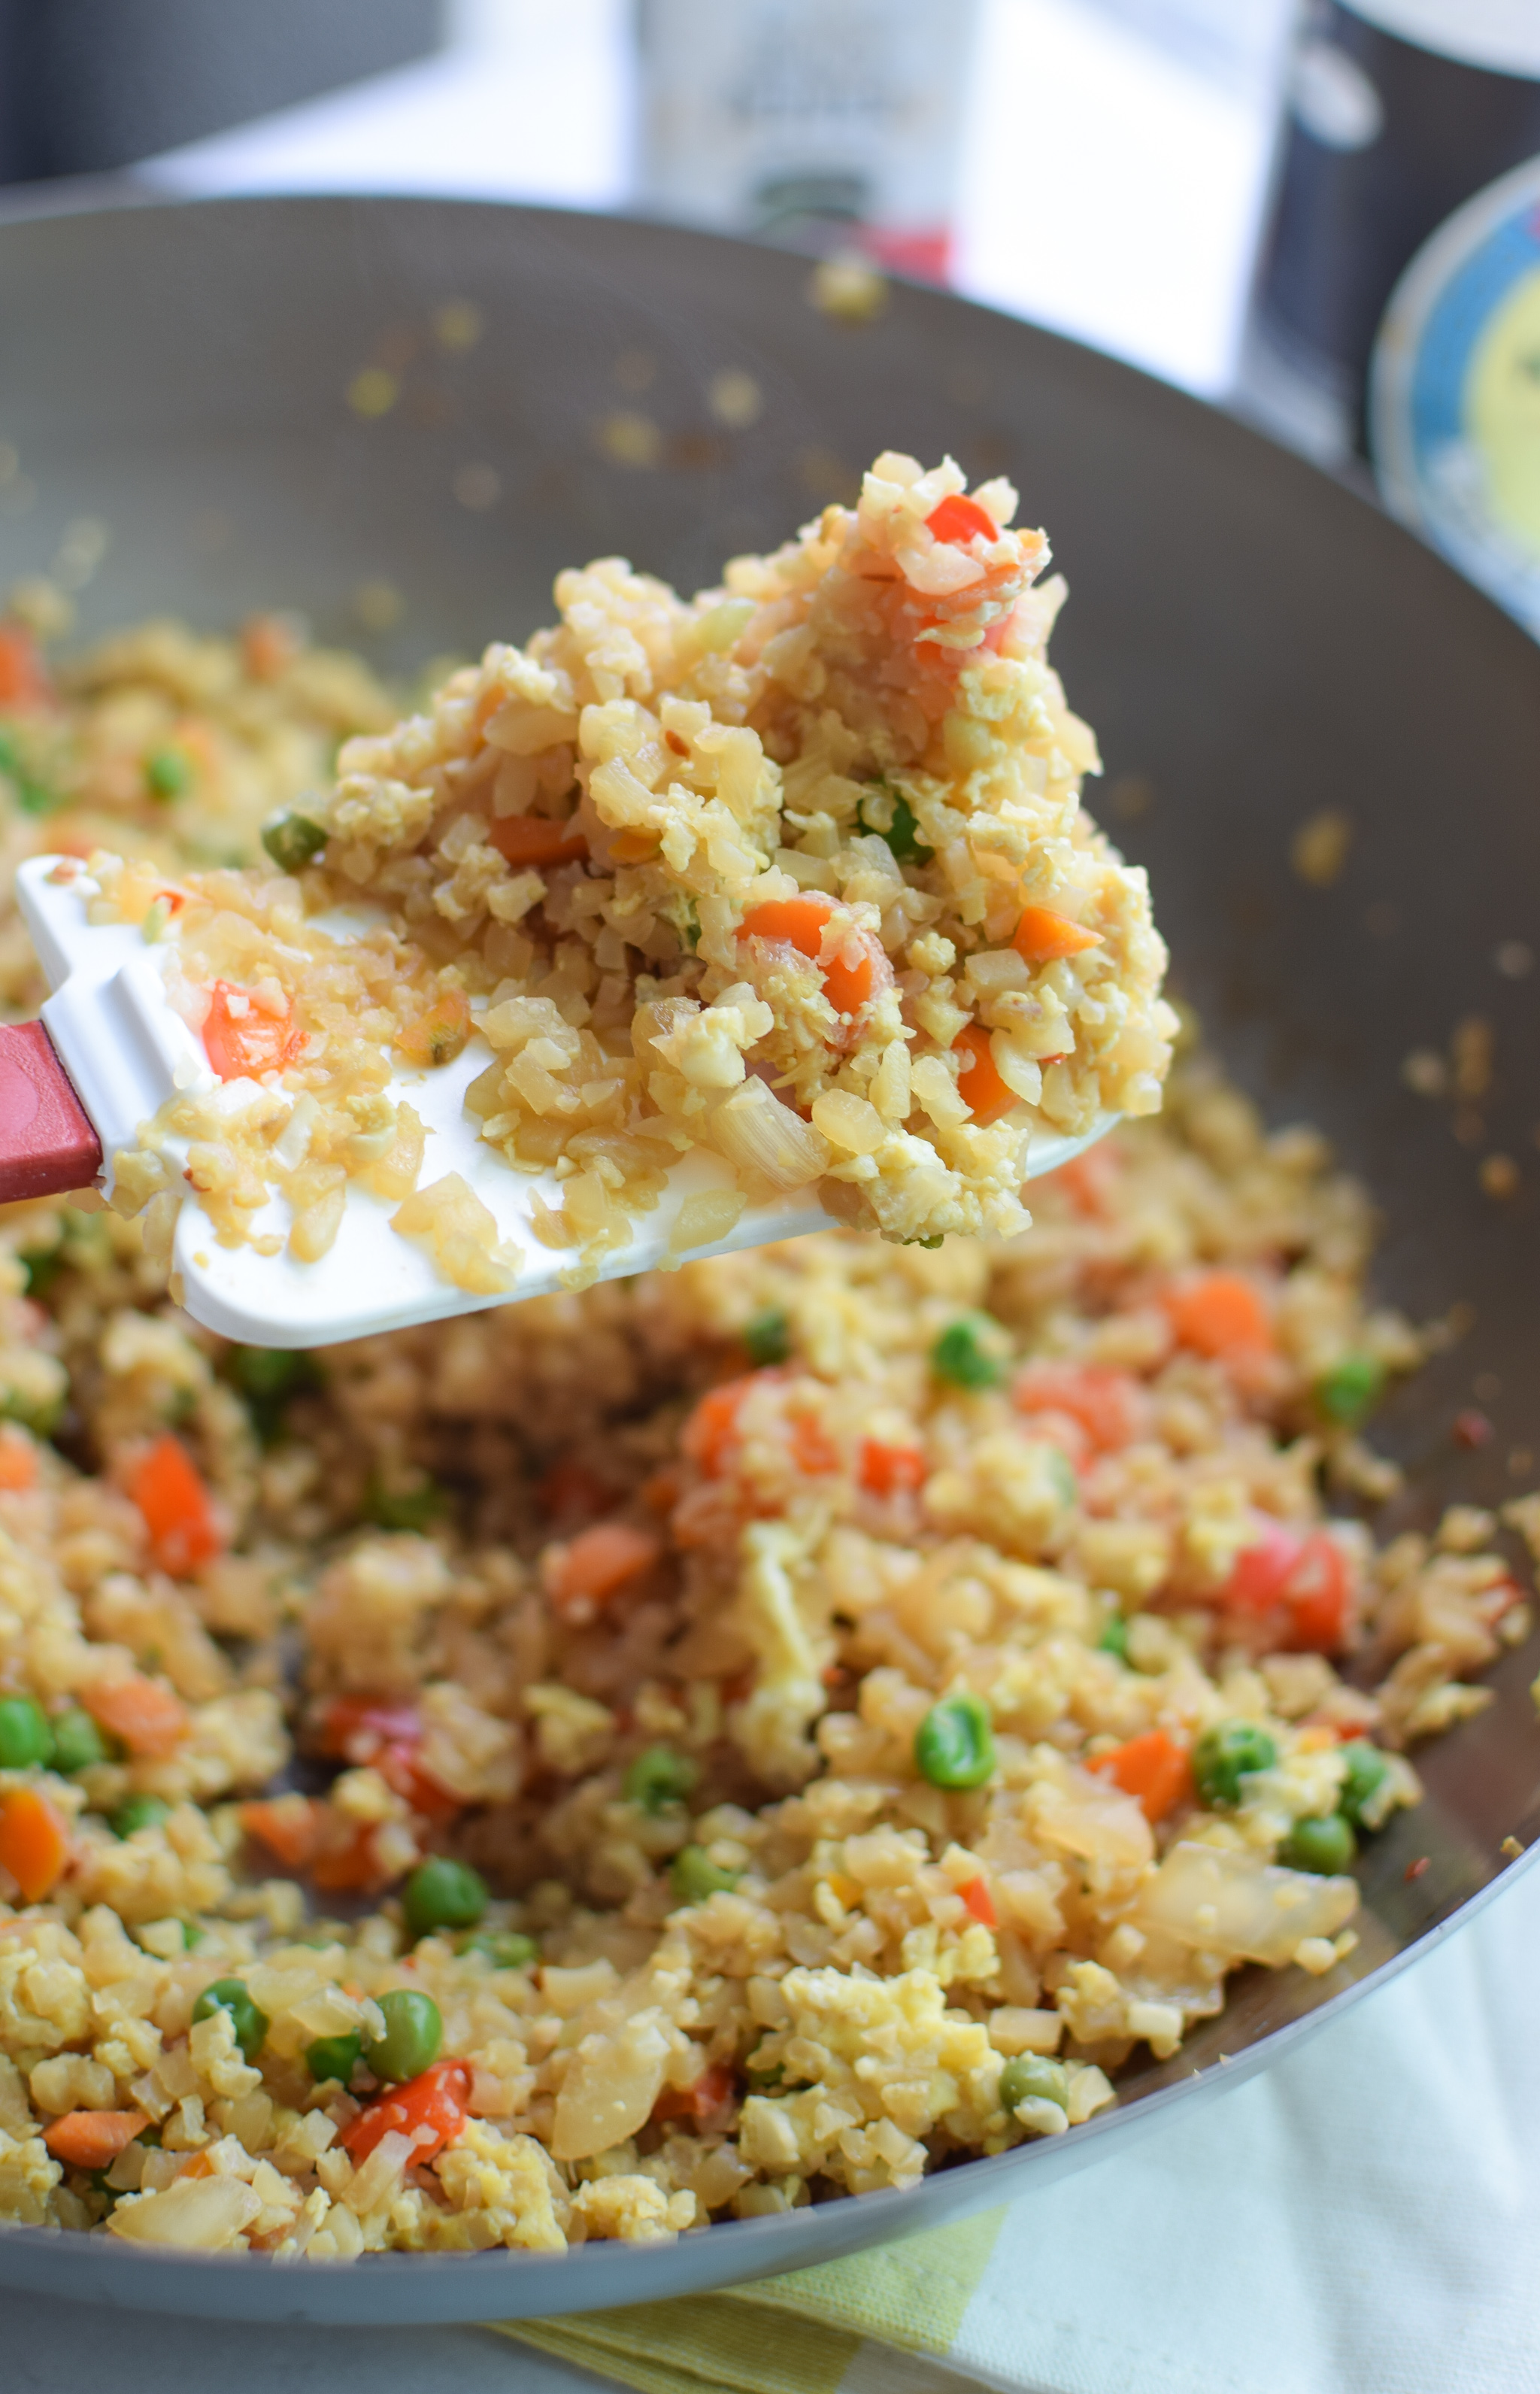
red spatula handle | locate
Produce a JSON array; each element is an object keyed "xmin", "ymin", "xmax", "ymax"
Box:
[{"xmin": 0, "ymin": 1021, "xmax": 103, "ymax": 1203}]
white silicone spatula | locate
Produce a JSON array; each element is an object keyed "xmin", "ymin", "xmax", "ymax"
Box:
[{"xmin": 0, "ymin": 854, "xmax": 1113, "ymax": 1349}]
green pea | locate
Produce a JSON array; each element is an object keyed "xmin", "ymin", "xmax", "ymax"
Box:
[
  {"xmin": 15, "ymin": 775, "xmax": 57, "ymax": 817},
  {"xmin": 364, "ymin": 1988, "xmax": 442, "ymax": 2083},
  {"xmin": 623, "ymin": 1744, "xmax": 700, "ymax": 1813},
  {"xmin": 456, "ymin": 1928, "xmax": 538, "ymax": 1971},
  {"xmin": 191, "ymin": 1977, "xmax": 269, "ymax": 2063},
  {"xmin": 111, "ymin": 1793, "xmax": 171, "ymax": 1839},
  {"xmin": 1096, "ymin": 1615, "xmax": 1129, "ymax": 1661},
  {"xmin": 1315, "ymin": 1353, "xmax": 1386, "ymax": 1428},
  {"xmin": 402, "ymin": 1857, "xmax": 489, "ymax": 1939},
  {"xmin": 50, "ymin": 1708, "xmax": 107, "ymax": 1776},
  {"xmin": 744, "ymin": 1307, "xmax": 792, "ymax": 1369},
  {"xmin": 261, "ymin": 810, "xmax": 328, "ymax": 873},
  {"xmin": 914, "ymin": 1693, "xmax": 996, "ymax": 1790},
  {"xmin": 857, "ymin": 784, "xmax": 932, "ymax": 866},
  {"xmin": 1192, "ymin": 1722, "xmax": 1278, "ymax": 1810},
  {"xmin": 999, "ymin": 2054, "xmax": 1068, "ymax": 2114},
  {"xmin": 670, "ymin": 1846, "xmax": 742, "ymax": 1905},
  {"xmin": 306, "ymin": 2029, "xmax": 362, "ymax": 2088},
  {"xmin": 1279, "ymin": 1813, "xmax": 1357, "ymax": 1876},
  {"xmin": 1, "ymin": 1387, "xmax": 63, "ymax": 1439},
  {"xmin": 932, "ymin": 1316, "xmax": 1005, "ymax": 1391},
  {"xmin": 1338, "ymin": 1741, "xmax": 1391, "ymax": 1831},
  {"xmin": 363, "ymin": 1472, "xmax": 447, "ymax": 1533},
  {"xmin": 0, "ymin": 1696, "xmax": 53, "ymax": 1770},
  {"xmin": 20, "ymin": 1246, "xmax": 62, "ymax": 1300},
  {"xmin": 145, "ymin": 747, "xmax": 191, "ymax": 800},
  {"xmin": 181, "ymin": 1921, "xmax": 205, "ymax": 1950}
]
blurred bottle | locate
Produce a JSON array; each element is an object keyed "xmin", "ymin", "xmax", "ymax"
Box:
[
  {"xmin": 633, "ymin": 0, "xmax": 981, "ymax": 282},
  {"xmin": 1238, "ymin": 3, "xmax": 1540, "ymax": 469}
]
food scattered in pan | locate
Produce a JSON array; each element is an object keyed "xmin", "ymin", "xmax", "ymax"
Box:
[{"xmin": 0, "ymin": 495, "xmax": 1531, "ymax": 2258}]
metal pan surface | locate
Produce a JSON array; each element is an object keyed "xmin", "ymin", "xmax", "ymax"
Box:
[{"xmin": 0, "ymin": 191, "xmax": 1536, "ymax": 2324}]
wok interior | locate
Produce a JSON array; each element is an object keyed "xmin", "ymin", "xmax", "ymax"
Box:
[{"xmin": 2, "ymin": 192, "xmax": 1538, "ymax": 2153}]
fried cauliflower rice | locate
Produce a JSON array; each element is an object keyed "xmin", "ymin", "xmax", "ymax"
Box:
[
  {"xmin": 0, "ymin": 569, "xmax": 1532, "ymax": 2264},
  {"xmin": 74, "ymin": 456, "xmax": 1174, "ymax": 1289}
]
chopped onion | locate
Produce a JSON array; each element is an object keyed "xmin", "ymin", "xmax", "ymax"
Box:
[
  {"xmin": 1134, "ymin": 1840, "xmax": 1356, "ymax": 1968},
  {"xmin": 708, "ymin": 1079, "xmax": 831, "ymax": 1191}
]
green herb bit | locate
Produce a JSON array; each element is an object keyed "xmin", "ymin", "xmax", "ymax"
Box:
[
  {"xmin": 363, "ymin": 1471, "xmax": 448, "ymax": 1533},
  {"xmin": 914, "ymin": 1692, "xmax": 996, "ymax": 1790},
  {"xmin": 261, "ymin": 810, "xmax": 328, "ymax": 874},
  {"xmin": 144, "ymin": 747, "xmax": 191, "ymax": 800},
  {"xmin": 227, "ymin": 1345, "xmax": 322, "ymax": 1445},
  {"xmin": 931, "ymin": 1315, "xmax": 1006, "ymax": 1391},
  {"xmin": 1096, "ymin": 1614, "xmax": 1129, "ymax": 1661},
  {"xmin": 857, "ymin": 783, "xmax": 932, "ymax": 865},
  {"xmin": 623, "ymin": 1744, "xmax": 701, "ymax": 1813},
  {"xmin": 670, "ymin": 1846, "xmax": 742, "ymax": 1905},
  {"xmin": 1315, "ymin": 1353, "xmax": 1386, "ymax": 1428},
  {"xmin": 743, "ymin": 1307, "xmax": 792, "ymax": 1368}
]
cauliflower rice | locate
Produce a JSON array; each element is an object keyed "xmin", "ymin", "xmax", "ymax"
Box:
[
  {"xmin": 77, "ymin": 455, "xmax": 1175, "ymax": 1289},
  {"xmin": 0, "ymin": 564, "xmax": 1530, "ymax": 2263}
]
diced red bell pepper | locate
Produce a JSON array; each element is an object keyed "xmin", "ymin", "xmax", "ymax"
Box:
[
  {"xmin": 651, "ymin": 2061, "xmax": 735, "ymax": 2125},
  {"xmin": 340, "ymin": 2059, "xmax": 471, "ymax": 2166},
  {"xmin": 926, "ymin": 494, "xmax": 998, "ymax": 546},
  {"xmin": 1217, "ymin": 1522, "xmax": 1352, "ymax": 1655},
  {"xmin": 1013, "ymin": 1364, "xmax": 1146, "ymax": 1453}
]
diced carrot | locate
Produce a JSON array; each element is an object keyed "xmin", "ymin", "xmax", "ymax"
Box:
[
  {"xmin": 82, "ymin": 1673, "xmax": 187, "ymax": 1759},
  {"xmin": 641, "ymin": 1464, "xmax": 685, "ymax": 1516},
  {"xmin": 858, "ymin": 1437, "xmax": 927, "ymax": 1497},
  {"xmin": 549, "ymin": 1521, "xmax": 662, "ymax": 1613},
  {"xmin": 1044, "ymin": 1145, "xmax": 1119, "ymax": 1218},
  {"xmin": 393, "ymin": 986, "xmax": 471, "ymax": 1069},
  {"xmin": 1162, "ymin": 1271, "xmax": 1275, "ymax": 1361},
  {"xmin": 240, "ymin": 613, "xmax": 301, "ymax": 681},
  {"xmin": 487, "ymin": 815, "xmax": 588, "ymax": 868},
  {"xmin": 0, "ymin": 1786, "xmax": 70, "ymax": 1900},
  {"xmin": 0, "ymin": 1429, "xmax": 38, "ymax": 1492},
  {"xmin": 682, "ymin": 1376, "xmax": 756, "ymax": 1476},
  {"xmin": 311, "ymin": 1821, "xmax": 383, "ymax": 1892},
  {"xmin": 953, "ymin": 1023, "xmax": 1018, "ymax": 1127},
  {"xmin": 788, "ymin": 1413, "xmax": 839, "ymax": 1476},
  {"xmin": 1013, "ymin": 1364, "xmax": 1146, "ymax": 1453},
  {"xmin": 1279, "ymin": 1534, "xmax": 1352, "ymax": 1655},
  {"xmin": 43, "ymin": 2110, "xmax": 149, "ymax": 2170},
  {"xmin": 128, "ymin": 1434, "xmax": 225, "ymax": 1576},
  {"xmin": 926, "ymin": 494, "xmax": 998, "ymax": 545},
  {"xmin": 1087, "ymin": 1729, "xmax": 1193, "ymax": 1823},
  {"xmin": 177, "ymin": 2150, "xmax": 216, "ymax": 2179},
  {"xmin": 651, "ymin": 2061, "xmax": 735, "ymax": 2124},
  {"xmin": 202, "ymin": 979, "xmax": 305, "ymax": 1083},
  {"xmin": 738, "ymin": 896, "xmax": 878, "ymax": 1015},
  {"xmin": 341, "ymin": 2060, "xmax": 470, "ymax": 2166},
  {"xmin": 1012, "ymin": 906, "xmax": 1102, "ymax": 964},
  {"xmin": 240, "ymin": 1795, "xmax": 322, "ymax": 1871},
  {"xmin": 959, "ymin": 1874, "xmax": 997, "ymax": 1926},
  {"xmin": 319, "ymin": 1695, "xmax": 423, "ymax": 1759},
  {"xmin": 0, "ymin": 620, "xmax": 54, "ymax": 712},
  {"xmin": 1216, "ymin": 1522, "xmax": 1352, "ymax": 1655},
  {"xmin": 377, "ymin": 1743, "xmax": 461, "ymax": 1823}
]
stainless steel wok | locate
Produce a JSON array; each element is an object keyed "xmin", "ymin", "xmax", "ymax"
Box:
[{"xmin": 0, "ymin": 190, "xmax": 1536, "ymax": 2326}]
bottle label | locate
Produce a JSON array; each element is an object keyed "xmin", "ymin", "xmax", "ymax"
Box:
[{"xmin": 1373, "ymin": 156, "xmax": 1540, "ymax": 636}]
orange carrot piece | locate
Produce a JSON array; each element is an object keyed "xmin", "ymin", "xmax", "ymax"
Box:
[
  {"xmin": 1087, "ymin": 1729, "xmax": 1193, "ymax": 1823},
  {"xmin": 959, "ymin": 1874, "xmax": 997, "ymax": 1926},
  {"xmin": 393, "ymin": 986, "xmax": 471, "ymax": 1069},
  {"xmin": 682, "ymin": 1376, "xmax": 756, "ymax": 1476},
  {"xmin": 953, "ymin": 1023, "xmax": 1019, "ymax": 1127},
  {"xmin": 0, "ymin": 619, "xmax": 54, "ymax": 711},
  {"xmin": 202, "ymin": 980, "xmax": 305, "ymax": 1083},
  {"xmin": 128, "ymin": 1434, "xmax": 225, "ymax": 1576},
  {"xmin": 788, "ymin": 1412, "xmax": 839, "ymax": 1476},
  {"xmin": 739, "ymin": 895, "xmax": 878, "ymax": 1015},
  {"xmin": 310, "ymin": 1821, "xmax": 382, "ymax": 1892},
  {"xmin": 550, "ymin": 1522, "xmax": 662, "ymax": 1613},
  {"xmin": 487, "ymin": 815, "xmax": 588, "ymax": 867},
  {"xmin": 926, "ymin": 493, "xmax": 999, "ymax": 545},
  {"xmin": 240, "ymin": 1796, "xmax": 322, "ymax": 1871},
  {"xmin": 1012, "ymin": 906, "xmax": 1102, "ymax": 964},
  {"xmin": 83, "ymin": 1673, "xmax": 188, "ymax": 1759},
  {"xmin": 0, "ymin": 1786, "xmax": 70, "ymax": 1900},
  {"xmin": 0, "ymin": 1430, "xmax": 38, "ymax": 1493},
  {"xmin": 1162, "ymin": 1271, "xmax": 1275, "ymax": 1361},
  {"xmin": 858, "ymin": 1437, "xmax": 927, "ymax": 1497},
  {"xmin": 44, "ymin": 2110, "xmax": 148, "ymax": 2170},
  {"xmin": 240, "ymin": 613, "xmax": 301, "ymax": 681},
  {"xmin": 341, "ymin": 2060, "xmax": 470, "ymax": 2167},
  {"xmin": 1013, "ymin": 1364, "xmax": 1146, "ymax": 1453}
]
